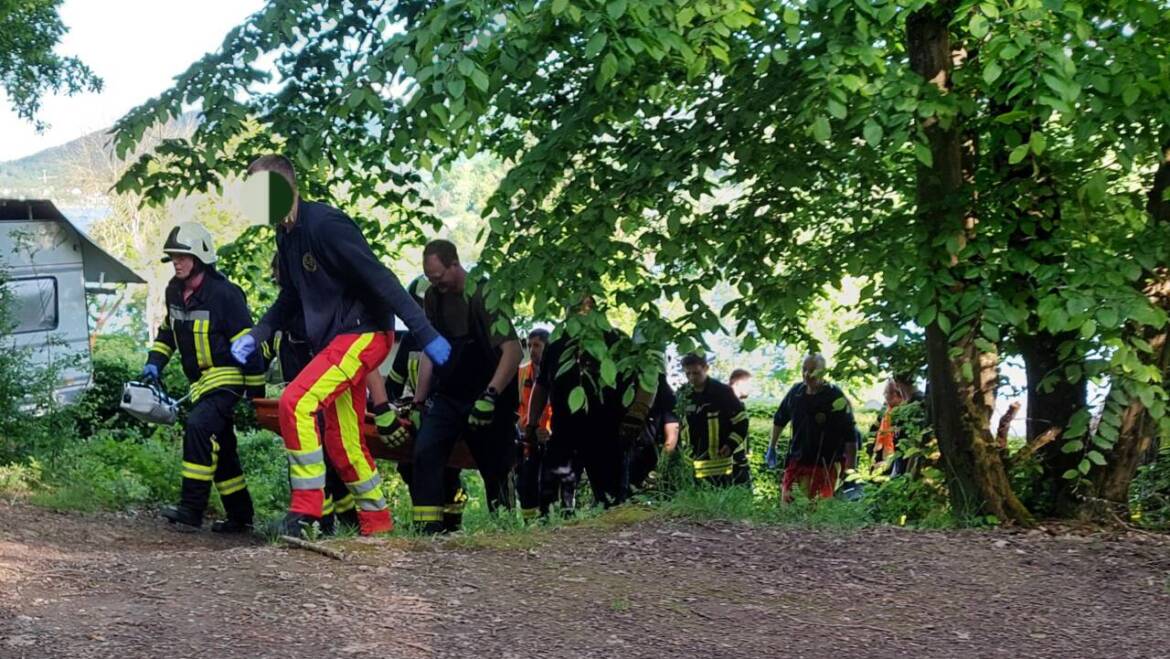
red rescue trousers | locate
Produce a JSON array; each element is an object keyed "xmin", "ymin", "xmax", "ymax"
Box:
[
  {"xmin": 781, "ymin": 461, "xmax": 842, "ymax": 503},
  {"xmin": 278, "ymin": 331, "xmax": 392, "ymax": 534}
]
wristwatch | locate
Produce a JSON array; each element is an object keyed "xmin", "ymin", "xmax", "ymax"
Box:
[{"xmin": 485, "ymin": 386, "xmax": 499, "ymax": 397}]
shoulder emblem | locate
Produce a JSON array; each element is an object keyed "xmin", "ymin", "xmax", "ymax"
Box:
[{"xmin": 302, "ymin": 251, "xmax": 318, "ymax": 272}]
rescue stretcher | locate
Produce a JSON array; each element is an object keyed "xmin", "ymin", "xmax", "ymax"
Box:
[{"xmin": 251, "ymin": 398, "xmax": 477, "ymax": 469}]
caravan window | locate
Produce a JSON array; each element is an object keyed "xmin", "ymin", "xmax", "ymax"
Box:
[{"xmin": 3, "ymin": 277, "xmax": 59, "ymax": 334}]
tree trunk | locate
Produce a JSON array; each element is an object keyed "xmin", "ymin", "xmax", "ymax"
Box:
[
  {"xmin": 1084, "ymin": 144, "xmax": 1170, "ymax": 517},
  {"xmin": 908, "ymin": 5, "xmax": 1032, "ymax": 524},
  {"xmin": 1017, "ymin": 330, "xmax": 1087, "ymax": 515}
]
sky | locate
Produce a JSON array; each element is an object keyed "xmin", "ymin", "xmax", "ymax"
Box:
[{"xmin": 0, "ymin": 0, "xmax": 264, "ymax": 162}]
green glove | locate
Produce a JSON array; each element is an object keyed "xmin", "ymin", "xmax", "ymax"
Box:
[
  {"xmin": 468, "ymin": 389, "xmax": 497, "ymax": 427},
  {"xmin": 373, "ymin": 402, "xmax": 411, "ymax": 449}
]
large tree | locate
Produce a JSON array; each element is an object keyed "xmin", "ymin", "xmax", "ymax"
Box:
[
  {"xmin": 113, "ymin": 0, "xmax": 1170, "ymax": 523},
  {"xmin": 0, "ymin": 0, "xmax": 101, "ymax": 127}
]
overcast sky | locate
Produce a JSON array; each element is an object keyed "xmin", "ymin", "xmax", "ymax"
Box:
[{"xmin": 0, "ymin": 0, "xmax": 263, "ymax": 162}]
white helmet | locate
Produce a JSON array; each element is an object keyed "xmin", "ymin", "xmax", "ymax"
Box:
[{"xmin": 162, "ymin": 222, "xmax": 217, "ymax": 264}]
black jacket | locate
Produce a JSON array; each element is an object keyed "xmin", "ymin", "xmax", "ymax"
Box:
[
  {"xmin": 679, "ymin": 379, "xmax": 749, "ymax": 475},
  {"xmin": 252, "ymin": 200, "xmax": 438, "ymax": 352},
  {"xmin": 147, "ymin": 269, "xmax": 265, "ymax": 401}
]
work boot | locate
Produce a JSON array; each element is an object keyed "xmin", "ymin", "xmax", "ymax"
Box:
[
  {"xmin": 318, "ymin": 513, "xmax": 336, "ymax": 537},
  {"xmin": 274, "ymin": 512, "xmax": 320, "ymax": 538},
  {"xmin": 161, "ymin": 505, "xmax": 202, "ymax": 532},
  {"xmin": 210, "ymin": 517, "xmax": 253, "ymax": 534},
  {"xmin": 336, "ymin": 509, "xmax": 359, "ymax": 531},
  {"xmin": 356, "ymin": 509, "xmax": 394, "ymax": 536}
]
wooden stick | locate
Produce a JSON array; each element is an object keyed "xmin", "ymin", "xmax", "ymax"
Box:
[
  {"xmin": 996, "ymin": 401, "xmax": 1021, "ymax": 449},
  {"xmin": 280, "ymin": 535, "xmax": 346, "ymax": 561}
]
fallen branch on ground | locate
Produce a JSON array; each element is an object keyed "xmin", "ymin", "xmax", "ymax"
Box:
[{"xmin": 280, "ymin": 535, "xmax": 346, "ymax": 561}]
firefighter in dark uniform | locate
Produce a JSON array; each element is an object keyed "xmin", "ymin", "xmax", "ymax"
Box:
[
  {"xmin": 410, "ymin": 240, "xmax": 522, "ymax": 533},
  {"xmin": 523, "ymin": 297, "xmax": 631, "ymax": 509},
  {"xmin": 142, "ymin": 222, "xmax": 266, "ymax": 532},
  {"xmin": 231, "ymin": 155, "xmax": 449, "ymax": 537},
  {"xmin": 678, "ymin": 353, "xmax": 751, "ymax": 487},
  {"xmin": 368, "ymin": 276, "xmax": 469, "ymax": 533}
]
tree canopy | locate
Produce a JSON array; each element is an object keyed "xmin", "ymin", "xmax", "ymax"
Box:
[{"xmin": 113, "ymin": 0, "xmax": 1170, "ymax": 524}]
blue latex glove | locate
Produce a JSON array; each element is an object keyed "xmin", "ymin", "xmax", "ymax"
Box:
[
  {"xmin": 765, "ymin": 445, "xmax": 779, "ymax": 470},
  {"xmin": 140, "ymin": 363, "xmax": 160, "ymax": 382},
  {"xmin": 423, "ymin": 335, "xmax": 451, "ymax": 366},
  {"xmin": 230, "ymin": 333, "xmax": 256, "ymax": 365}
]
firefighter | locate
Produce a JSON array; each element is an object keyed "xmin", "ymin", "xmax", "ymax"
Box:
[
  {"xmin": 523, "ymin": 297, "xmax": 630, "ymax": 509},
  {"xmin": 677, "ymin": 353, "xmax": 751, "ymax": 487},
  {"xmin": 230, "ymin": 155, "xmax": 450, "ymax": 537},
  {"xmin": 409, "ymin": 239, "xmax": 522, "ymax": 533},
  {"xmin": 367, "ymin": 275, "xmax": 469, "ymax": 533},
  {"xmin": 143, "ymin": 222, "xmax": 266, "ymax": 532},
  {"xmin": 516, "ymin": 328, "xmax": 553, "ymax": 520},
  {"xmin": 767, "ymin": 354, "xmax": 859, "ymax": 502},
  {"xmin": 267, "ymin": 255, "xmax": 356, "ymax": 533}
]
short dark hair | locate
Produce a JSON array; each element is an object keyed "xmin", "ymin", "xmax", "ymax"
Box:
[
  {"xmin": 681, "ymin": 353, "xmax": 708, "ymax": 368},
  {"xmin": 528, "ymin": 328, "xmax": 550, "ymax": 343},
  {"xmin": 423, "ymin": 239, "xmax": 459, "ymax": 267},
  {"xmin": 247, "ymin": 154, "xmax": 298, "ymax": 190},
  {"xmin": 729, "ymin": 369, "xmax": 752, "ymax": 384}
]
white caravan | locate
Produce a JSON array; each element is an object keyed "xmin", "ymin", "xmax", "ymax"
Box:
[{"xmin": 0, "ymin": 199, "xmax": 144, "ymax": 403}]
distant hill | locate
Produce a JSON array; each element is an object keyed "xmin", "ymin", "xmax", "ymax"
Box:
[{"xmin": 0, "ymin": 113, "xmax": 198, "ymax": 229}]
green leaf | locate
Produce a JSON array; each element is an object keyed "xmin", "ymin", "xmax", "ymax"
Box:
[
  {"xmin": 568, "ymin": 386, "xmax": 586, "ymax": 413},
  {"xmin": 471, "ymin": 68, "xmax": 490, "ymax": 93},
  {"xmin": 457, "ymin": 58, "xmax": 474, "ymax": 77},
  {"xmin": 552, "ymin": 0, "xmax": 569, "ymax": 15},
  {"xmin": 812, "ymin": 115, "xmax": 831, "ymax": 142},
  {"xmin": 863, "ymin": 119, "xmax": 883, "ymax": 147},
  {"xmin": 782, "ymin": 8, "xmax": 800, "ymax": 24},
  {"xmin": 914, "ymin": 143, "xmax": 933, "ymax": 167},
  {"xmin": 1122, "ymin": 85, "xmax": 1140, "ymax": 106},
  {"xmin": 1078, "ymin": 458, "xmax": 1091, "ymax": 474},
  {"xmin": 586, "ymin": 32, "xmax": 608, "ymax": 59},
  {"xmin": 1061, "ymin": 439, "xmax": 1084, "ymax": 454},
  {"xmin": 827, "ymin": 98, "xmax": 847, "ymax": 119},
  {"xmin": 1086, "ymin": 450, "xmax": 1106, "ymax": 466},
  {"xmin": 447, "ymin": 77, "xmax": 466, "ymax": 98},
  {"xmin": 1080, "ymin": 319, "xmax": 1097, "ymax": 339},
  {"xmin": 982, "ymin": 61, "xmax": 1002, "ymax": 85},
  {"xmin": 969, "ymin": 14, "xmax": 989, "ymax": 39},
  {"xmin": 1096, "ymin": 307, "xmax": 1119, "ymax": 329},
  {"xmin": 1029, "ymin": 132, "xmax": 1047, "ymax": 155},
  {"xmin": 607, "ymin": 0, "xmax": 627, "ymax": 20},
  {"xmin": 598, "ymin": 52, "xmax": 619, "ymax": 89},
  {"xmin": 1061, "ymin": 469, "xmax": 1080, "ymax": 480},
  {"xmin": 600, "ymin": 358, "xmax": 617, "ymax": 386},
  {"xmin": 937, "ymin": 313, "xmax": 951, "ymax": 334},
  {"xmin": 1008, "ymin": 144, "xmax": 1030, "ymax": 164}
]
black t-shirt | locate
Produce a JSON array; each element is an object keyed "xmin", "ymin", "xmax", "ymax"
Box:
[
  {"xmin": 538, "ymin": 330, "xmax": 626, "ymax": 435},
  {"xmin": 424, "ymin": 283, "xmax": 518, "ymax": 405},
  {"xmin": 773, "ymin": 383, "xmax": 857, "ymax": 467}
]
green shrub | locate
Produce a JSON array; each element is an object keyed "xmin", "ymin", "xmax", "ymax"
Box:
[{"xmin": 1131, "ymin": 445, "xmax": 1170, "ymax": 530}]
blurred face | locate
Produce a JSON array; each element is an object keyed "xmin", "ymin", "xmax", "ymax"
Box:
[
  {"xmin": 171, "ymin": 254, "xmax": 197, "ymax": 281},
  {"xmin": 683, "ymin": 362, "xmax": 709, "ymax": 388},
  {"xmin": 802, "ymin": 357, "xmax": 825, "ymax": 391},
  {"xmin": 423, "ymin": 254, "xmax": 461, "ymax": 293},
  {"xmin": 528, "ymin": 336, "xmax": 547, "ymax": 366},
  {"xmin": 884, "ymin": 381, "xmax": 906, "ymax": 408},
  {"xmin": 731, "ymin": 376, "xmax": 752, "ymax": 400}
]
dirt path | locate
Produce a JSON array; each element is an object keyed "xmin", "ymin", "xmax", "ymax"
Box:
[{"xmin": 1, "ymin": 501, "xmax": 1168, "ymax": 658}]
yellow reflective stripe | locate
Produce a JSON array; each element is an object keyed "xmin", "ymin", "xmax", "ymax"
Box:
[
  {"xmin": 189, "ymin": 366, "xmax": 246, "ymax": 401},
  {"xmin": 335, "ymin": 388, "xmax": 379, "ymax": 489},
  {"xmin": 321, "ymin": 496, "xmax": 336, "ymax": 516},
  {"xmin": 244, "ymin": 374, "xmax": 266, "ymax": 386},
  {"xmin": 693, "ymin": 457, "xmax": 734, "ymax": 478},
  {"xmin": 150, "ymin": 341, "xmax": 174, "ymax": 358},
  {"xmin": 731, "ymin": 411, "xmax": 749, "ymax": 424},
  {"xmin": 413, "ymin": 506, "xmax": 443, "ymax": 522},
  {"xmin": 192, "ymin": 320, "xmax": 213, "ymax": 369},
  {"xmin": 334, "ymin": 494, "xmax": 355, "ymax": 513},
  {"xmin": 338, "ymin": 333, "xmax": 375, "ymax": 378},
  {"xmin": 388, "ymin": 369, "xmax": 405, "ymax": 384},
  {"xmin": 521, "ymin": 508, "xmax": 539, "ymax": 520},
  {"xmin": 182, "ymin": 461, "xmax": 215, "ymax": 481},
  {"xmin": 230, "ymin": 328, "xmax": 251, "ymax": 342},
  {"xmin": 407, "ymin": 352, "xmax": 420, "ymax": 392},
  {"xmin": 215, "ymin": 475, "xmax": 246, "ymax": 495}
]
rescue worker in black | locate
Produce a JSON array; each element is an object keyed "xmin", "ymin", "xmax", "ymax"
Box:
[
  {"xmin": 410, "ymin": 240, "xmax": 522, "ymax": 533},
  {"xmin": 677, "ymin": 353, "xmax": 751, "ymax": 487},
  {"xmin": 366, "ymin": 276, "xmax": 469, "ymax": 533},
  {"xmin": 523, "ymin": 297, "xmax": 631, "ymax": 509},
  {"xmin": 625, "ymin": 369, "xmax": 679, "ymax": 491},
  {"xmin": 142, "ymin": 222, "xmax": 266, "ymax": 532}
]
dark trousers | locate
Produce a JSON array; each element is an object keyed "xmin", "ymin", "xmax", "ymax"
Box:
[
  {"xmin": 397, "ymin": 462, "xmax": 466, "ymax": 531},
  {"xmin": 179, "ymin": 389, "xmax": 253, "ymax": 522},
  {"xmin": 410, "ymin": 394, "xmax": 515, "ymax": 532},
  {"xmin": 700, "ymin": 462, "xmax": 753, "ymax": 488},
  {"xmin": 539, "ymin": 434, "xmax": 580, "ymax": 515},
  {"xmin": 559, "ymin": 416, "xmax": 627, "ymax": 508}
]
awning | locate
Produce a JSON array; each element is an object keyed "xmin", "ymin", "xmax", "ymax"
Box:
[{"xmin": 0, "ymin": 198, "xmax": 146, "ymax": 284}]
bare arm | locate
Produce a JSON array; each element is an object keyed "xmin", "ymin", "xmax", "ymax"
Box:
[
  {"xmin": 663, "ymin": 420, "xmax": 680, "ymax": 453},
  {"xmin": 413, "ymin": 353, "xmax": 434, "ymax": 404},
  {"xmin": 366, "ymin": 370, "xmax": 389, "ymax": 407}
]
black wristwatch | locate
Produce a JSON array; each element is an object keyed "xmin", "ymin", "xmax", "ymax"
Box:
[{"xmin": 485, "ymin": 386, "xmax": 499, "ymax": 397}]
